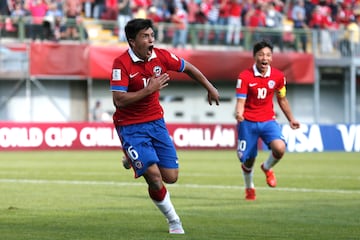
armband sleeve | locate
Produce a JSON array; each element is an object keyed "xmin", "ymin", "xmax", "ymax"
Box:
[{"xmin": 277, "ymin": 86, "xmax": 286, "ymax": 98}]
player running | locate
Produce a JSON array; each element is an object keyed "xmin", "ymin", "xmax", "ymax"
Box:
[
  {"xmin": 235, "ymin": 39, "xmax": 300, "ymax": 200},
  {"xmin": 110, "ymin": 18, "xmax": 220, "ymax": 234}
]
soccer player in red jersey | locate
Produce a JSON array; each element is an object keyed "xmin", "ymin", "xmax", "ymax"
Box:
[
  {"xmin": 235, "ymin": 40, "xmax": 300, "ymax": 200},
  {"xmin": 110, "ymin": 18, "xmax": 220, "ymax": 234}
]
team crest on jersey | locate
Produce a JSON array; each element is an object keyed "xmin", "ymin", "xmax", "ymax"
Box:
[
  {"xmin": 153, "ymin": 66, "xmax": 162, "ymax": 77},
  {"xmin": 134, "ymin": 160, "xmax": 143, "ymax": 170},
  {"xmin": 268, "ymin": 80, "xmax": 275, "ymax": 89}
]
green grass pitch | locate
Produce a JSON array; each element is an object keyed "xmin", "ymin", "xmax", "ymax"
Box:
[{"xmin": 0, "ymin": 150, "xmax": 359, "ymax": 240}]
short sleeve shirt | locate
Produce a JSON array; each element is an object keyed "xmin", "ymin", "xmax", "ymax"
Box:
[
  {"xmin": 110, "ymin": 48, "xmax": 185, "ymax": 126},
  {"xmin": 236, "ymin": 64, "xmax": 286, "ymax": 122}
]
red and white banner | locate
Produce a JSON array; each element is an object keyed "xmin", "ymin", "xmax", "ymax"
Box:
[
  {"xmin": 0, "ymin": 122, "xmax": 236, "ymax": 151},
  {"xmin": 1, "ymin": 122, "xmax": 359, "ymax": 152}
]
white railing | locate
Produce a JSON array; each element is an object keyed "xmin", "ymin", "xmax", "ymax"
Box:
[{"xmin": 1, "ymin": 15, "xmax": 359, "ymax": 58}]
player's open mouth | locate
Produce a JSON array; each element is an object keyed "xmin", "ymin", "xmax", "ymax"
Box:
[{"xmin": 147, "ymin": 46, "xmax": 153, "ymax": 55}]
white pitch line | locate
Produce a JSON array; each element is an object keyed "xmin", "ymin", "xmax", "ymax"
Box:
[{"xmin": 0, "ymin": 179, "xmax": 359, "ymax": 194}]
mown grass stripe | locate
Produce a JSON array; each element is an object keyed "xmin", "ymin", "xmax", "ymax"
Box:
[{"xmin": 1, "ymin": 178, "xmax": 359, "ymax": 194}]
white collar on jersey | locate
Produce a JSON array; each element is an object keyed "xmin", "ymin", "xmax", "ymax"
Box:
[
  {"xmin": 253, "ymin": 64, "xmax": 271, "ymax": 77},
  {"xmin": 128, "ymin": 48, "xmax": 157, "ymax": 62}
]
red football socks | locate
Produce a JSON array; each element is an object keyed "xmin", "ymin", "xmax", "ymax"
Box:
[{"xmin": 149, "ymin": 185, "xmax": 167, "ymax": 202}]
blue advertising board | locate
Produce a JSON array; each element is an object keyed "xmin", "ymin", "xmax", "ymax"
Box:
[{"xmin": 276, "ymin": 124, "xmax": 360, "ymax": 152}]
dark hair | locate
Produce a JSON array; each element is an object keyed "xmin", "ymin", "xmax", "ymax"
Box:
[
  {"xmin": 125, "ymin": 18, "xmax": 154, "ymax": 43},
  {"xmin": 253, "ymin": 39, "xmax": 274, "ymax": 56}
]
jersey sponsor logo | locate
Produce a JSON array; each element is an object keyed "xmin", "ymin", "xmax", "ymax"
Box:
[
  {"xmin": 268, "ymin": 80, "xmax": 275, "ymax": 89},
  {"xmin": 112, "ymin": 69, "xmax": 121, "ymax": 81},
  {"xmin": 153, "ymin": 66, "xmax": 162, "ymax": 77},
  {"xmin": 249, "ymin": 83, "xmax": 258, "ymax": 87},
  {"xmin": 129, "ymin": 72, "xmax": 139, "ymax": 78}
]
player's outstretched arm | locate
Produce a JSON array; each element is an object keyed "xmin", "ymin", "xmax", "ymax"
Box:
[
  {"xmin": 182, "ymin": 61, "xmax": 220, "ymax": 106},
  {"xmin": 277, "ymin": 96, "xmax": 300, "ymax": 129}
]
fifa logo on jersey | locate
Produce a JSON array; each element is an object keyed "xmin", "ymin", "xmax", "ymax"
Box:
[
  {"xmin": 268, "ymin": 80, "xmax": 275, "ymax": 89},
  {"xmin": 112, "ymin": 69, "xmax": 121, "ymax": 81},
  {"xmin": 236, "ymin": 79, "xmax": 242, "ymax": 88},
  {"xmin": 153, "ymin": 66, "xmax": 162, "ymax": 77}
]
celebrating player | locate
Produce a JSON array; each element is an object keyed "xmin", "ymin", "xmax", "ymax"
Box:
[
  {"xmin": 110, "ymin": 18, "xmax": 220, "ymax": 234},
  {"xmin": 235, "ymin": 39, "xmax": 300, "ymax": 200}
]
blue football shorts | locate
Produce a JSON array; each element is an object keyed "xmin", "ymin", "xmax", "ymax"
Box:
[
  {"xmin": 236, "ymin": 119, "xmax": 285, "ymax": 163},
  {"xmin": 116, "ymin": 118, "xmax": 178, "ymax": 178}
]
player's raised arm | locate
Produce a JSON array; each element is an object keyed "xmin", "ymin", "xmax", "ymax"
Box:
[{"xmin": 182, "ymin": 61, "xmax": 220, "ymax": 106}]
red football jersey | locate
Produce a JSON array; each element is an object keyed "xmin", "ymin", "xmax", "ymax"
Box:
[
  {"xmin": 236, "ymin": 64, "xmax": 286, "ymax": 122},
  {"xmin": 110, "ymin": 47, "xmax": 185, "ymax": 126}
]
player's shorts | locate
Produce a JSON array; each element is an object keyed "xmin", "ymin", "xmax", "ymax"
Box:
[
  {"xmin": 236, "ymin": 119, "xmax": 285, "ymax": 163},
  {"xmin": 115, "ymin": 118, "xmax": 178, "ymax": 178}
]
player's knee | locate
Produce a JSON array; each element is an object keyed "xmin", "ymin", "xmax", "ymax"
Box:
[
  {"xmin": 273, "ymin": 151, "xmax": 284, "ymax": 159},
  {"xmin": 243, "ymin": 158, "xmax": 255, "ymax": 168},
  {"xmin": 162, "ymin": 175, "xmax": 178, "ymax": 184},
  {"xmin": 273, "ymin": 147, "xmax": 285, "ymax": 159},
  {"xmin": 160, "ymin": 168, "xmax": 178, "ymax": 184},
  {"xmin": 271, "ymin": 140, "xmax": 286, "ymax": 159}
]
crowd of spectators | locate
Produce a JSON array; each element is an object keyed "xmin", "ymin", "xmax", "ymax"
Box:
[
  {"xmin": 0, "ymin": 0, "xmax": 84, "ymax": 41},
  {"xmin": 1, "ymin": 0, "xmax": 360, "ymax": 52}
]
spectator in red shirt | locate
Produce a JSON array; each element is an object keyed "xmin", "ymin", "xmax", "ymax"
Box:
[
  {"xmin": 245, "ymin": 3, "xmax": 266, "ymax": 43},
  {"xmin": 308, "ymin": 5, "xmax": 323, "ymax": 28},
  {"xmin": 202, "ymin": 0, "xmax": 219, "ymax": 44},
  {"xmin": 186, "ymin": 0, "xmax": 199, "ymax": 24},
  {"xmin": 309, "ymin": 3, "xmax": 335, "ymax": 53},
  {"xmin": 337, "ymin": 2, "xmax": 354, "ymax": 27},
  {"xmin": 132, "ymin": 0, "xmax": 151, "ymax": 18},
  {"xmin": 225, "ymin": 0, "xmax": 242, "ymax": 45},
  {"xmin": 169, "ymin": 4, "xmax": 188, "ymax": 48},
  {"xmin": 215, "ymin": 0, "xmax": 230, "ymax": 44},
  {"xmin": 246, "ymin": 3, "xmax": 266, "ymax": 28},
  {"xmin": 27, "ymin": 0, "xmax": 48, "ymax": 41}
]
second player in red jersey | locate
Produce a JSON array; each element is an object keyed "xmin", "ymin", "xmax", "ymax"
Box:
[
  {"xmin": 235, "ymin": 40, "xmax": 300, "ymax": 201},
  {"xmin": 236, "ymin": 64, "xmax": 286, "ymax": 122}
]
